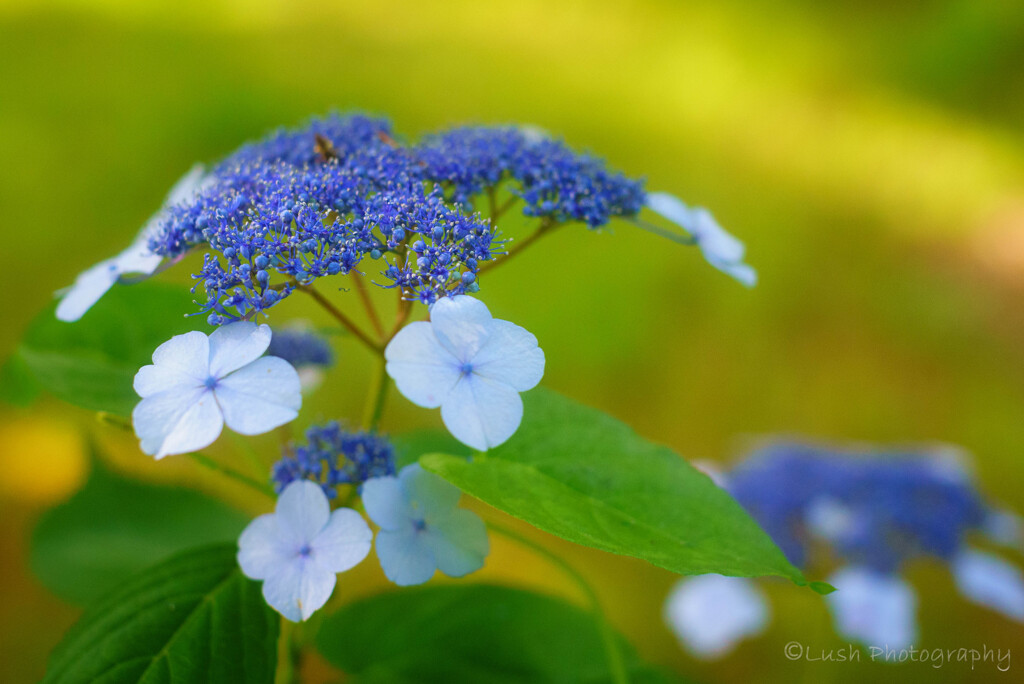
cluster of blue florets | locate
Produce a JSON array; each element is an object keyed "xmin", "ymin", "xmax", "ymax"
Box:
[
  {"xmin": 266, "ymin": 327, "xmax": 334, "ymax": 368},
  {"xmin": 725, "ymin": 443, "xmax": 991, "ymax": 573},
  {"xmin": 146, "ymin": 113, "xmax": 646, "ymax": 323},
  {"xmin": 271, "ymin": 421, "xmax": 396, "ymax": 498}
]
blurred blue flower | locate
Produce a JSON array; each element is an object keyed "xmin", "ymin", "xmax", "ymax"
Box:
[
  {"xmin": 237, "ymin": 480, "xmax": 372, "ymax": 621},
  {"xmin": 362, "ymin": 463, "xmax": 489, "ymax": 586}
]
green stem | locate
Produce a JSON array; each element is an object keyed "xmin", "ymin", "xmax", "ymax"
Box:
[
  {"xmin": 362, "ymin": 356, "xmax": 391, "ymax": 430},
  {"xmin": 488, "ymin": 521, "xmax": 630, "ymax": 684},
  {"xmin": 477, "ymin": 217, "xmax": 558, "ymax": 276},
  {"xmin": 298, "ymin": 284, "xmax": 383, "ymax": 353},
  {"xmin": 186, "ymin": 452, "xmax": 275, "ymax": 498}
]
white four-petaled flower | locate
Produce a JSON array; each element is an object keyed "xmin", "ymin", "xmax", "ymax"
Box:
[
  {"xmin": 237, "ymin": 480, "xmax": 372, "ymax": 621},
  {"xmin": 55, "ymin": 164, "xmax": 209, "ymax": 322},
  {"xmin": 826, "ymin": 566, "xmax": 917, "ymax": 649},
  {"xmin": 664, "ymin": 574, "xmax": 769, "ymax": 659},
  {"xmin": 132, "ymin": 322, "xmax": 301, "ymax": 459},
  {"xmin": 362, "ymin": 463, "xmax": 489, "ymax": 586},
  {"xmin": 385, "ymin": 295, "xmax": 544, "ymax": 451},
  {"xmin": 645, "ymin": 191, "xmax": 757, "ymax": 287}
]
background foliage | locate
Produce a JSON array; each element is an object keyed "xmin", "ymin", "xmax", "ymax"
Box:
[{"xmin": 1, "ymin": 0, "xmax": 1023, "ymax": 682}]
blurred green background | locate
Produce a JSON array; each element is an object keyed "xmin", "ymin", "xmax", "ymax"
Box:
[{"xmin": 2, "ymin": 0, "xmax": 1024, "ymax": 681}]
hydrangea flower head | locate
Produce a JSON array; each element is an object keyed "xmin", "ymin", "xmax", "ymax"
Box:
[
  {"xmin": 826, "ymin": 567, "xmax": 917, "ymax": 648},
  {"xmin": 645, "ymin": 192, "xmax": 756, "ymax": 286},
  {"xmin": 132, "ymin": 322, "xmax": 301, "ymax": 458},
  {"xmin": 55, "ymin": 164, "xmax": 209, "ymax": 322},
  {"xmin": 362, "ymin": 463, "xmax": 488, "ymax": 586},
  {"xmin": 272, "ymin": 422, "xmax": 396, "ymax": 498},
  {"xmin": 384, "ymin": 295, "xmax": 544, "ymax": 450},
  {"xmin": 237, "ymin": 480, "xmax": 372, "ymax": 621},
  {"xmin": 664, "ymin": 575, "xmax": 769, "ymax": 658}
]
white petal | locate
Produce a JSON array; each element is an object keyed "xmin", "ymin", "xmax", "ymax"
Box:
[
  {"xmin": 275, "ymin": 481, "xmax": 330, "ymax": 545},
  {"xmin": 471, "ymin": 320, "xmax": 545, "ymax": 391},
  {"xmin": 952, "ymin": 550, "xmax": 1024, "ymax": 622},
  {"xmin": 400, "ymin": 463, "xmax": 462, "ymax": 521},
  {"xmin": 262, "ymin": 557, "xmax": 336, "ymax": 622},
  {"xmin": 429, "ymin": 295, "xmax": 493, "ymax": 360},
  {"xmin": 132, "ymin": 387, "xmax": 223, "ymax": 459},
  {"xmin": 385, "ymin": 321, "xmax": 462, "ymax": 408},
  {"xmin": 55, "ymin": 260, "xmax": 120, "ymax": 322},
  {"xmin": 691, "ymin": 208, "xmax": 745, "ymax": 264},
  {"xmin": 440, "ymin": 374, "xmax": 523, "ymax": 451},
  {"xmin": 310, "ymin": 508, "xmax": 373, "ymax": 573},
  {"xmin": 215, "ymin": 357, "xmax": 301, "ymax": 435},
  {"xmin": 237, "ymin": 514, "xmax": 290, "ymax": 580},
  {"xmin": 645, "ymin": 192, "xmax": 695, "ymax": 231},
  {"xmin": 151, "ymin": 330, "xmax": 210, "ymax": 380},
  {"xmin": 165, "ymin": 163, "xmax": 209, "ymax": 206},
  {"xmin": 664, "ymin": 575, "xmax": 769, "ymax": 659},
  {"xmin": 426, "ymin": 509, "xmax": 488, "ymax": 578},
  {"xmin": 208, "ymin": 322, "xmax": 273, "ymax": 377},
  {"xmin": 375, "ymin": 527, "xmax": 436, "ymax": 586},
  {"xmin": 826, "ymin": 567, "xmax": 917, "ymax": 649},
  {"xmin": 133, "ymin": 364, "xmax": 201, "ymax": 398},
  {"xmin": 708, "ymin": 258, "xmax": 757, "ymax": 287},
  {"xmin": 362, "ymin": 476, "xmax": 414, "ymax": 531},
  {"xmin": 112, "ymin": 240, "xmax": 163, "ymax": 277}
]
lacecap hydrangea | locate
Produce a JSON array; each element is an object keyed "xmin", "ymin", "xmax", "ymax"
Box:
[{"xmin": 665, "ymin": 443, "xmax": 1024, "ymax": 658}]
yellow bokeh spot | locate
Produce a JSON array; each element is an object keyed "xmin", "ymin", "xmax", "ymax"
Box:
[{"xmin": 0, "ymin": 415, "xmax": 87, "ymax": 504}]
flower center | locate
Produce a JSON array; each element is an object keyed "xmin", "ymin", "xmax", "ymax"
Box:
[
  {"xmin": 459, "ymin": 362, "xmax": 474, "ymax": 377},
  {"xmin": 204, "ymin": 376, "xmax": 219, "ymax": 390},
  {"xmin": 298, "ymin": 544, "xmax": 313, "ymax": 558},
  {"xmin": 413, "ymin": 519, "xmax": 428, "ymax": 533}
]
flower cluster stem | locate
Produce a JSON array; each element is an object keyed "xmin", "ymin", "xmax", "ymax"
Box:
[
  {"xmin": 362, "ymin": 356, "xmax": 391, "ymax": 431},
  {"xmin": 487, "ymin": 521, "xmax": 630, "ymax": 684},
  {"xmin": 298, "ymin": 284, "xmax": 383, "ymax": 353},
  {"xmin": 186, "ymin": 452, "xmax": 275, "ymax": 498}
]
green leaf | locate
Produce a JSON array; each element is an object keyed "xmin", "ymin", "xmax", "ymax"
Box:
[
  {"xmin": 31, "ymin": 460, "xmax": 250, "ymax": 604},
  {"xmin": 421, "ymin": 388, "xmax": 807, "ymax": 585},
  {"xmin": 43, "ymin": 545, "xmax": 278, "ymax": 684},
  {"xmin": 13, "ymin": 282, "xmax": 204, "ymax": 415},
  {"xmin": 391, "ymin": 429, "xmax": 472, "ymax": 469},
  {"xmin": 0, "ymin": 352, "xmax": 40, "ymax": 406},
  {"xmin": 316, "ymin": 584, "xmax": 676, "ymax": 683}
]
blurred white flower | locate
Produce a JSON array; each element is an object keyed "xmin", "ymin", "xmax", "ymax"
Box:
[
  {"xmin": 826, "ymin": 567, "xmax": 917, "ymax": 649},
  {"xmin": 664, "ymin": 574, "xmax": 769, "ymax": 658}
]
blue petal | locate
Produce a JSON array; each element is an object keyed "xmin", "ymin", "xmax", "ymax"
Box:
[
  {"xmin": 375, "ymin": 526, "xmax": 436, "ymax": 586},
  {"xmin": 215, "ymin": 356, "xmax": 301, "ymax": 435},
  {"xmin": 664, "ymin": 575, "xmax": 769, "ymax": 659},
  {"xmin": 310, "ymin": 508, "xmax": 373, "ymax": 574},
  {"xmin": 275, "ymin": 481, "xmax": 330, "ymax": 545},
  {"xmin": 953, "ymin": 550, "xmax": 1024, "ymax": 622},
  {"xmin": 237, "ymin": 513, "xmax": 289, "ymax": 581},
  {"xmin": 400, "ymin": 464, "xmax": 462, "ymax": 521},
  {"xmin": 826, "ymin": 567, "xmax": 917, "ymax": 649},
  {"xmin": 440, "ymin": 374, "xmax": 523, "ymax": 451},
  {"xmin": 472, "ymin": 320, "xmax": 545, "ymax": 392},
  {"xmin": 362, "ymin": 476, "xmax": 414, "ymax": 532},
  {"xmin": 385, "ymin": 321, "xmax": 462, "ymax": 409},
  {"xmin": 262, "ymin": 556, "xmax": 336, "ymax": 622},
  {"xmin": 425, "ymin": 508, "xmax": 489, "ymax": 578},
  {"xmin": 429, "ymin": 295, "xmax": 493, "ymax": 361},
  {"xmin": 132, "ymin": 387, "xmax": 223, "ymax": 459},
  {"xmin": 208, "ymin": 322, "xmax": 273, "ymax": 377}
]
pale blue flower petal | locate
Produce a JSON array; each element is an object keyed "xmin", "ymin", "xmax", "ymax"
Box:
[
  {"xmin": 471, "ymin": 320, "xmax": 545, "ymax": 391},
  {"xmin": 440, "ymin": 374, "xmax": 523, "ymax": 451},
  {"xmin": 645, "ymin": 192, "xmax": 694, "ymax": 229},
  {"xmin": 262, "ymin": 557, "xmax": 336, "ymax": 622},
  {"xmin": 664, "ymin": 575, "xmax": 769, "ymax": 659},
  {"xmin": 429, "ymin": 295, "xmax": 493, "ymax": 361},
  {"xmin": 132, "ymin": 387, "xmax": 223, "ymax": 459},
  {"xmin": 274, "ymin": 480, "xmax": 331, "ymax": 545},
  {"xmin": 133, "ymin": 364, "xmax": 201, "ymax": 397},
  {"xmin": 689, "ymin": 208, "xmax": 745, "ymax": 264},
  {"xmin": 112, "ymin": 241, "xmax": 163, "ymax": 277},
  {"xmin": 309, "ymin": 508, "xmax": 373, "ymax": 574},
  {"xmin": 711, "ymin": 260, "xmax": 757, "ymax": 287},
  {"xmin": 55, "ymin": 260, "xmax": 121, "ymax": 323},
  {"xmin": 208, "ymin": 322, "xmax": 273, "ymax": 377},
  {"xmin": 952, "ymin": 550, "xmax": 1024, "ymax": 622},
  {"xmin": 400, "ymin": 463, "xmax": 462, "ymax": 521},
  {"xmin": 150, "ymin": 330, "xmax": 210, "ymax": 380},
  {"xmin": 237, "ymin": 514, "xmax": 289, "ymax": 580},
  {"xmin": 215, "ymin": 356, "xmax": 301, "ymax": 435},
  {"xmin": 362, "ymin": 476, "xmax": 415, "ymax": 531},
  {"xmin": 425, "ymin": 508, "xmax": 489, "ymax": 578},
  {"xmin": 375, "ymin": 527, "xmax": 436, "ymax": 586},
  {"xmin": 385, "ymin": 321, "xmax": 462, "ymax": 408},
  {"xmin": 826, "ymin": 567, "xmax": 917, "ymax": 649}
]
